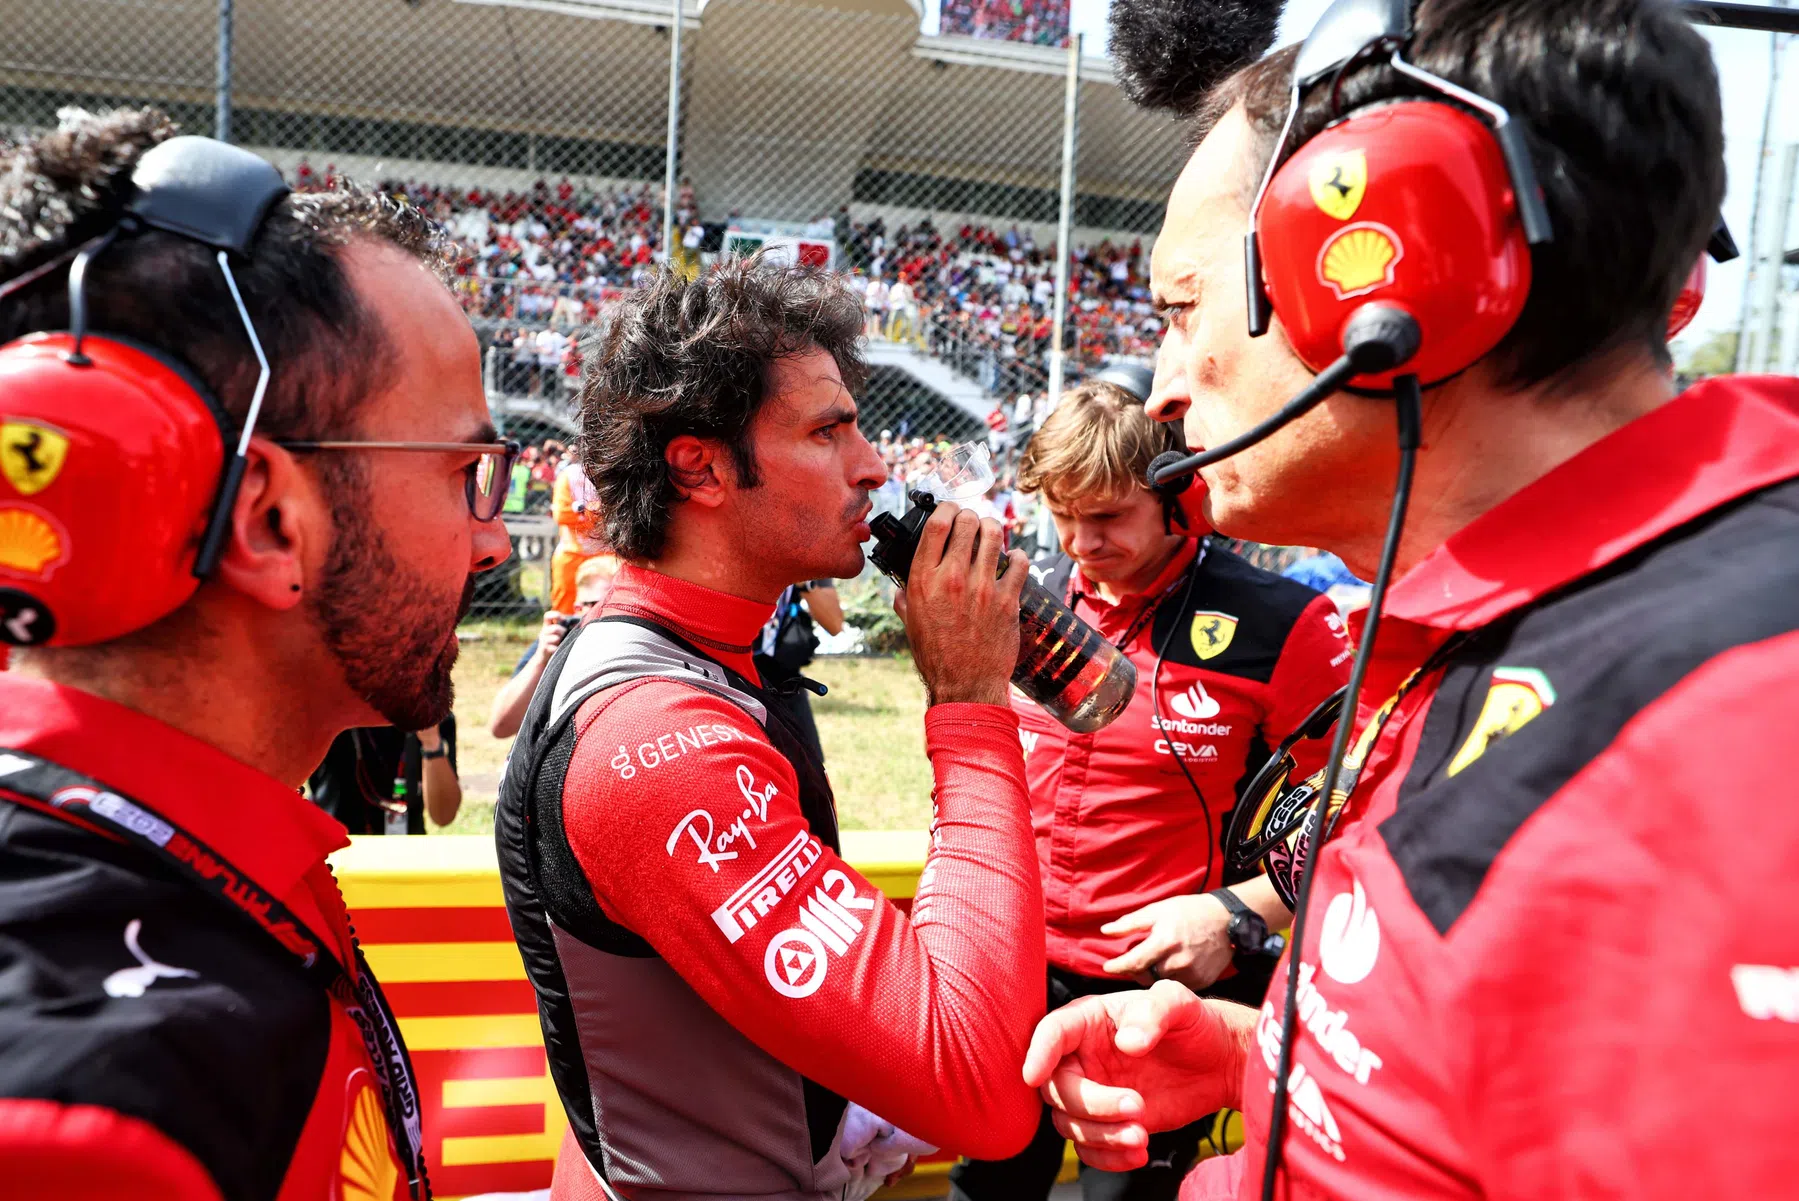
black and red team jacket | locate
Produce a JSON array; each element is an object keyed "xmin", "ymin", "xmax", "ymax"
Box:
[
  {"xmin": 1017, "ymin": 539, "xmax": 1351, "ymax": 978},
  {"xmin": 0, "ymin": 675, "xmax": 410, "ymax": 1201},
  {"xmin": 1185, "ymin": 375, "xmax": 1799, "ymax": 1199}
]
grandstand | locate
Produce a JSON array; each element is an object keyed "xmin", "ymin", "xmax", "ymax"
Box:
[{"xmin": 0, "ymin": 0, "xmax": 1176, "ymax": 437}]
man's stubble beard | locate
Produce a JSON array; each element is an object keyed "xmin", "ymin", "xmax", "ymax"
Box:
[
  {"xmin": 736, "ymin": 483, "xmax": 870, "ymax": 586},
  {"xmin": 308, "ymin": 460, "xmax": 471, "ymax": 731}
]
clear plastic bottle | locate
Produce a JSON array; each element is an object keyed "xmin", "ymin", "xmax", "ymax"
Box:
[
  {"xmin": 1012, "ymin": 575, "xmax": 1138, "ymax": 732},
  {"xmin": 868, "ymin": 442, "xmax": 1137, "ymax": 733}
]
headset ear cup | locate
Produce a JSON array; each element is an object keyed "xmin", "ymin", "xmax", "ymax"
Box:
[
  {"xmin": 1667, "ymin": 255, "xmax": 1706, "ymax": 341},
  {"xmin": 1256, "ymin": 101, "xmax": 1533, "ymax": 388},
  {"xmin": 0, "ymin": 334, "xmax": 225, "ymax": 647}
]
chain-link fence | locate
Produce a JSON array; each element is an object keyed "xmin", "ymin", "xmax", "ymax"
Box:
[{"xmin": 0, "ymin": 0, "xmax": 1191, "ymax": 616}]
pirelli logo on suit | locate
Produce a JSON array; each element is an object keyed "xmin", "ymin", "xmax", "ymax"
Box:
[{"xmin": 711, "ymin": 831, "xmax": 824, "ymax": 943}]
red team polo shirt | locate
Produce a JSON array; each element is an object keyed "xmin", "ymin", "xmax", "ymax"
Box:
[
  {"xmin": 1187, "ymin": 375, "xmax": 1799, "ymax": 1199},
  {"xmin": 1018, "ymin": 539, "xmax": 1350, "ymax": 977},
  {"xmin": 0, "ymin": 676, "xmax": 413, "ymax": 1201}
]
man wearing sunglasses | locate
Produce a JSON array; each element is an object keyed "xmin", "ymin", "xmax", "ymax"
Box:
[
  {"xmin": 1025, "ymin": 2, "xmax": 1799, "ymax": 1200},
  {"xmin": 0, "ymin": 110, "xmax": 509, "ymax": 1199}
]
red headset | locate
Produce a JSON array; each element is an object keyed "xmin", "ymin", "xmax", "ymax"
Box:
[
  {"xmin": 1253, "ymin": 100, "xmax": 1537, "ymax": 388},
  {"xmin": 1668, "ymin": 255, "xmax": 1707, "ymax": 340},
  {"xmin": 0, "ymin": 136, "xmax": 288, "ymax": 648},
  {"xmin": 1243, "ymin": 0, "xmax": 1551, "ymax": 391}
]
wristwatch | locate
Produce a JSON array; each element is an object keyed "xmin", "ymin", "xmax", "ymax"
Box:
[
  {"xmin": 1208, "ymin": 888, "xmax": 1286, "ymax": 959},
  {"xmin": 420, "ymin": 746, "xmax": 448, "ymax": 760}
]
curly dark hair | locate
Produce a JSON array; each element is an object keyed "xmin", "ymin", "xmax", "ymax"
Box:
[
  {"xmin": 0, "ymin": 106, "xmax": 459, "ymax": 442},
  {"xmin": 578, "ymin": 256, "xmax": 869, "ymax": 561}
]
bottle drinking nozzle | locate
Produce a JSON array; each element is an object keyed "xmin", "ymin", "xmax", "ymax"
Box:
[{"xmin": 869, "ymin": 483, "xmax": 1138, "ymax": 734}]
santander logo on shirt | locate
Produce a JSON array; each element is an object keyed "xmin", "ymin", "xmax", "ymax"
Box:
[
  {"xmin": 1319, "ymin": 878, "xmax": 1381, "ymax": 985},
  {"xmin": 1168, "ymin": 681, "xmax": 1221, "ymax": 721}
]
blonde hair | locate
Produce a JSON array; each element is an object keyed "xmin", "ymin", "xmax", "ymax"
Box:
[
  {"xmin": 1016, "ymin": 381, "xmax": 1175, "ymax": 509},
  {"xmin": 575, "ymin": 554, "xmax": 620, "ymax": 596}
]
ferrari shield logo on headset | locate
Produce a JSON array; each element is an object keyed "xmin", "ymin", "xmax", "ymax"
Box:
[
  {"xmin": 1189, "ymin": 610, "xmax": 1238, "ymax": 660},
  {"xmin": 1308, "ymin": 149, "xmax": 1368, "ymax": 221},
  {"xmin": 1, "ymin": 420, "xmax": 70, "ymax": 497}
]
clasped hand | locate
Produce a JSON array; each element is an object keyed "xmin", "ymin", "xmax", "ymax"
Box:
[
  {"xmin": 1022, "ymin": 981, "xmax": 1255, "ymax": 1172},
  {"xmin": 893, "ymin": 500, "xmax": 1026, "ymax": 708}
]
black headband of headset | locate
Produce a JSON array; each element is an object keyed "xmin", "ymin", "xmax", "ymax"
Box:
[
  {"xmin": 126, "ymin": 136, "xmax": 290, "ymax": 254},
  {"xmin": 62, "ymin": 136, "xmax": 290, "ymax": 579}
]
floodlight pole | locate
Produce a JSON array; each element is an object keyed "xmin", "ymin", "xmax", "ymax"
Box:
[
  {"xmin": 1746, "ymin": 142, "xmax": 1797, "ymax": 371},
  {"xmin": 1047, "ymin": 32, "xmax": 1083, "ymax": 411},
  {"xmin": 1733, "ymin": 7, "xmax": 1790, "ymax": 371},
  {"xmin": 215, "ymin": 0, "xmax": 234, "ymax": 143},
  {"xmin": 661, "ymin": 0, "xmax": 685, "ymax": 267}
]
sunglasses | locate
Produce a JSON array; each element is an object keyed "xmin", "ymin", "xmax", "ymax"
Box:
[
  {"xmin": 276, "ymin": 439, "xmax": 523, "ymax": 522},
  {"xmin": 1225, "ymin": 686, "xmax": 1347, "ymax": 908}
]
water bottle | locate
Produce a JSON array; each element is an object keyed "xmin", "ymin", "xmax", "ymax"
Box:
[
  {"xmin": 869, "ymin": 477, "xmax": 1137, "ymax": 734},
  {"xmin": 383, "ymin": 774, "xmax": 410, "ymax": 837}
]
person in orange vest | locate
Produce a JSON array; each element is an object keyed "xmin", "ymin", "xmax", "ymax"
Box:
[{"xmin": 550, "ymin": 454, "xmax": 608, "ymax": 613}]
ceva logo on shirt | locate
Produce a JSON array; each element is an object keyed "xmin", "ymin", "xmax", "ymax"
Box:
[
  {"xmin": 1319, "ymin": 878, "xmax": 1381, "ymax": 985},
  {"xmin": 1168, "ymin": 681, "xmax": 1221, "ymax": 721}
]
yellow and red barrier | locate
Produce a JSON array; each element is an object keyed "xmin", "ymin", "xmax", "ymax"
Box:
[{"xmin": 333, "ymin": 831, "xmax": 968, "ymax": 1200}]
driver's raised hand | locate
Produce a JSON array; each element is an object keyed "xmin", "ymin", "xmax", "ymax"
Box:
[
  {"xmin": 1022, "ymin": 981, "xmax": 1256, "ymax": 1172},
  {"xmin": 897, "ymin": 500, "xmax": 1026, "ymax": 707}
]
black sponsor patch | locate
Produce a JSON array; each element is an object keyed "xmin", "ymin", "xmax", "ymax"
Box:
[{"xmin": 1382, "ymin": 478, "xmax": 1799, "ymax": 934}]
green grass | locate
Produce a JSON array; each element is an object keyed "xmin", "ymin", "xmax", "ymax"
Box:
[{"xmin": 440, "ymin": 623, "xmax": 933, "ymax": 835}]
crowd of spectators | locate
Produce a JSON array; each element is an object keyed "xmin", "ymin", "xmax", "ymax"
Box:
[
  {"xmin": 293, "ymin": 159, "xmax": 665, "ymax": 326},
  {"xmin": 938, "ymin": 0, "xmax": 1071, "ymax": 47},
  {"xmin": 837, "ymin": 210, "xmax": 1162, "ymax": 398},
  {"xmin": 502, "ymin": 439, "xmax": 574, "ymax": 516},
  {"xmin": 289, "ymin": 161, "xmax": 1157, "ymax": 403}
]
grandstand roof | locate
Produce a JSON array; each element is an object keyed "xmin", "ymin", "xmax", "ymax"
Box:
[{"xmin": 2, "ymin": 0, "xmax": 1185, "ymax": 234}]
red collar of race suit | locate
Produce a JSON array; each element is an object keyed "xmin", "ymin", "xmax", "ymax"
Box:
[
  {"xmin": 1367, "ymin": 374, "xmax": 1799, "ymax": 635},
  {"xmin": 0, "ymin": 672, "xmax": 350, "ymax": 904},
  {"xmin": 599, "ymin": 562, "xmax": 777, "ymax": 682}
]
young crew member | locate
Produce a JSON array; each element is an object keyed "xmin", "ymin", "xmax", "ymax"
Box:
[
  {"xmin": 495, "ymin": 258, "xmax": 1046, "ymax": 1201},
  {"xmin": 1025, "ymin": 1, "xmax": 1799, "ymax": 1198},
  {"xmin": 0, "ymin": 111, "xmax": 512, "ymax": 1198},
  {"xmin": 951, "ymin": 378, "xmax": 1348, "ymax": 1201}
]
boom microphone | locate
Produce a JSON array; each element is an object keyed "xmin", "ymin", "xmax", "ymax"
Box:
[{"xmin": 1148, "ymin": 303, "xmax": 1421, "ymax": 489}]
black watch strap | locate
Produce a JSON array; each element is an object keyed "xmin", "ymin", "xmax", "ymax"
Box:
[
  {"xmin": 420, "ymin": 746, "xmax": 448, "ymax": 760},
  {"xmin": 1208, "ymin": 887, "xmax": 1258, "ymax": 923},
  {"xmin": 1208, "ymin": 888, "xmax": 1275, "ymax": 955}
]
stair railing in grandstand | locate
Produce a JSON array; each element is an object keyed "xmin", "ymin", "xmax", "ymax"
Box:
[{"xmin": 918, "ymin": 305, "xmax": 1053, "ymax": 402}]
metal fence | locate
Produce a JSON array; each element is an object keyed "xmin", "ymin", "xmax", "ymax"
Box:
[{"xmin": 0, "ymin": 0, "xmax": 1191, "ymax": 617}]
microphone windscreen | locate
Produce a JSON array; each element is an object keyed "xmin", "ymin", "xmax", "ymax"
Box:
[
  {"xmin": 1147, "ymin": 449, "xmax": 1194, "ymax": 491},
  {"xmin": 1109, "ymin": 0, "xmax": 1285, "ymax": 117}
]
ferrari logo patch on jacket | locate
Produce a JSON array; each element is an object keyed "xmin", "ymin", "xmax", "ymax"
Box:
[
  {"xmin": 1445, "ymin": 666, "xmax": 1556, "ymax": 777},
  {"xmin": 1190, "ymin": 610, "xmax": 1238, "ymax": 660}
]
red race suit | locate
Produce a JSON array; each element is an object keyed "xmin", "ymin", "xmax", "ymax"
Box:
[
  {"xmin": 1019, "ymin": 539, "xmax": 1350, "ymax": 977},
  {"xmin": 500, "ymin": 565, "xmax": 1045, "ymax": 1199},
  {"xmin": 1184, "ymin": 376, "xmax": 1799, "ymax": 1199}
]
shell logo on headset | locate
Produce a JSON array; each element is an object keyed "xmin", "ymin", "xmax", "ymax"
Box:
[
  {"xmin": 1308, "ymin": 150, "xmax": 1368, "ymax": 222},
  {"xmin": 0, "ymin": 505, "xmax": 68, "ymax": 580},
  {"xmin": 1317, "ymin": 223, "xmax": 1404, "ymax": 301}
]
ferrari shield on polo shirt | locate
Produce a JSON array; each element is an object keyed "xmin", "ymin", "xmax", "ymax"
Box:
[{"xmin": 1190, "ymin": 610, "xmax": 1238, "ymax": 660}]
